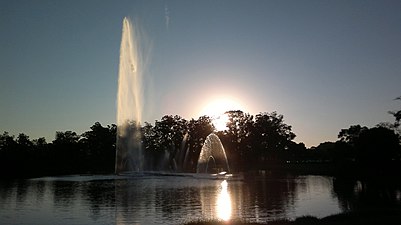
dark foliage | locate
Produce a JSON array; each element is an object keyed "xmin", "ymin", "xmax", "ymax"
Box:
[
  {"xmin": 0, "ymin": 123, "xmax": 116, "ymax": 178},
  {"xmin": 1, "ymin": 105, "xmax": 401, "ymax": 178}
]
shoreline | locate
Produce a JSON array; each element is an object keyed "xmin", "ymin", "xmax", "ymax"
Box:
[{"xmin": 183, "ymin": 209, "xmax": 401, "ymax": 225}]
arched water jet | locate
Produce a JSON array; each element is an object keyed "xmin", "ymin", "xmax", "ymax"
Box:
[
  {"xmin": 196, "ymin": 133, "xmax": 230, "ymax": 174},
  {"xmin": 173, "ymin": 133, "xmax": 190, "ymax": 172},
  {"xmin": 205, "ymin": 156, "xmax": 216, "ymax": 173},
  {"xmin": 113, "ymin": 18, "xmax": 234, "ymax": 175}
]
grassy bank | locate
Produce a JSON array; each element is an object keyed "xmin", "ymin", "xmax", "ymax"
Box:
[{"xmin": 183, "ymin": 209, "xmax": 401, "ymax": 225}]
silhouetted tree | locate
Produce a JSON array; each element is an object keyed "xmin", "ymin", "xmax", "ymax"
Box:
[
  {"xmin": 53, "ymin": 131, "xmax": 80, "ymax": 145},
  {"xmin": 15, "ymin": 133, "xmax": 35, "ymax": 175},
  {"xmin": 32, "ymin": 137, "xmax": 47, "ymax": 147},
  {"xmin": 81, "ymin": 122, "xmax": 116, "ymax": 173},
  {"xmin": 0, "ymin": 132, "xmax": 48, "ymax": 177},
  {"xmin": 220, "ymin": 110, "xmax": 254, "ymax": 170},
  {"xmin": 145, "ymin": 115, "xmax": 188, "ymax": 170},
  {"xmin": 142, "ymin": 120, "xmax": 166, "ymax": 170},
  {"xmin": 286, "ymin": 141, "xmax": 308, "ymax": 161},
  {"xmin": 388, "ymin": 96, "xmax": 401, "ymax": 128},
  {"xmin": 355, "ymin": 127, "xmax": 400, "ymax": 166},
  {"xmin": 338, "ymin": 125, "xmax": 368, "ymax": 146},
  {"xmin": 0, "ymin": 132, "xmax": 19, "ymax": 177},
  {"xmin": 153, "ymin": 115, "xmax": 187, "ymax": 151},
  {"xmin": 16, "ymin": 133, "xmax": 33, "ymax": 148},
  {"xmin": 313, "ymin": 142, "xmax": 336, "ymax": 160},
  {"xmin": 252, "ymin": 112, "xmax": 296, "ymax": 161},
  {"xmin": 186, "ymin": 116, "xmax": 214, "ymax": 171},
  {"xmin": 142, "ymin": 122, "xmax": 159, "ymax": 166},
  {"xmin": 51, "ymin": 131, "xmax": 83, "ymax": 174},
  {"xmin": 30, "ymin": 137, "xmax": 49, "ymax": 175}
]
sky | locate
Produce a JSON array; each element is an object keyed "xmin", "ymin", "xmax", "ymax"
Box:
[{"xmin": 1, "ymin": 0, "xmax": 400, "ymax": 147}]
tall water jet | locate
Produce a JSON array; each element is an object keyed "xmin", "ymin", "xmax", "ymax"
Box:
[
  {"xmin": 115, "ymin": 17, "xmax": 144, "ymax": 173},
  {"xmin": 197, "ymin": 133, "xmax": 230, "ymax": 173}
]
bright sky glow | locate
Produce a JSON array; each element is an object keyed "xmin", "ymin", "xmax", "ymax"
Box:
[
  {"xmin": 212, "ymin": 114, "xmax": 230, "ymax": 132},
  {"xmin": 200, "ymin": 98, "xmax": 244, "ymax": 131},
  {"xmin": 1, "ymin": 0, "xmax": 400, "ymax": 147},
  {"xmin": 200, "ymin": 98, "xmax": 245, "ymax": 118}
]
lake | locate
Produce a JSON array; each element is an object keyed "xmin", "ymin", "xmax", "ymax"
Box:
[{"xmin": 1, "ymin": 173, "xmax": 400, "ymax": 225}]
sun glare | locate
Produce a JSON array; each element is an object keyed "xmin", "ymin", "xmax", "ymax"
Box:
[
  {"xmin": 213, "ymin": 114, "xmax": 229, "ymax": 131},
  {"xmin": 200, "ymin": 98, "xmax": 244, "ymax": 131}
]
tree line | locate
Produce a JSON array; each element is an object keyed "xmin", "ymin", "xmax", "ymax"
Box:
[
  {"xmin": 1, "ymin": 99, "xmax": 400, "ymax": 178},
  {"xmin": 0, "ymin": 123, "xmax": 116, "ymax": 178}
]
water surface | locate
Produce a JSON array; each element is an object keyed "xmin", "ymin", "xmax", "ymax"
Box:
[{"xmin": 0, "ymin": 174, "xmax": 361, "ymax": 224}]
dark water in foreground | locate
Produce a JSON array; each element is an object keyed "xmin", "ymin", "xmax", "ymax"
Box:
[{"xmin": 1, "ymin": 173, "xmax": 400, "ymax": 225}]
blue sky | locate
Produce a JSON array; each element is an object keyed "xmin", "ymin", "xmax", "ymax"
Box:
[{"xmin": 1, "ymin": 0, "xmax": 400, "ymax": 147}]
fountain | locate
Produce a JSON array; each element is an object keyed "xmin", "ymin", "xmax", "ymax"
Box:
[
  {"xmin": 115, "ymin": 17, "xmax": 144, "ymax": 173},
  {"xmin": 114, "ymin": 18, "xmax": 231, "ymax": 177},
  {"xmin": 197, "ymin": 133, "xmax": 230, "ymax": 174}
]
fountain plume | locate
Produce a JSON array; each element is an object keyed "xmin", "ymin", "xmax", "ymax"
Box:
[{"xmin": 115, "ymin": 17, "xmax": 144, "ymax": 173}]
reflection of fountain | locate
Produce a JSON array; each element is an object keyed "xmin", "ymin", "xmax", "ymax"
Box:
[
  {"xmin": 115, "ymin": 17, "xmax": 144, "ymax": 173},
  {"xmin": 197, "ymin": 133, "xmax": 230, "ymax": 174}
]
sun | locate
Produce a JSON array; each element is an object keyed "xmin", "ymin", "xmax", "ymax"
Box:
[
  {"xmin": 213, "ymin": 113, "xmax": 230, "ymax": 131},
  {"xmin": 200, "ymin": 98, "xmax": 244, "ymax": 131}
]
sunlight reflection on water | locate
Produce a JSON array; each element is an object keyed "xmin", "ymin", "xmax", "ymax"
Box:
[
  {"xmin": 0, "ymin": 174, "xmax": 352, "ymax": 225},
  {"xmin": 217, "ymin": 180, "xmax": 231, "ymax": 221}
]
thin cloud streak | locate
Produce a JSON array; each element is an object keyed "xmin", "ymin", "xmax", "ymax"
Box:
[{"xmin": 165, "ymin": 4, "xmax": 170, "ymax": 30}]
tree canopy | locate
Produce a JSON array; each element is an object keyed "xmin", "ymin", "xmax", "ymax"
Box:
[{"xmin": 1, "ymin": 107, "xmax": 400, "ymax": 177}]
